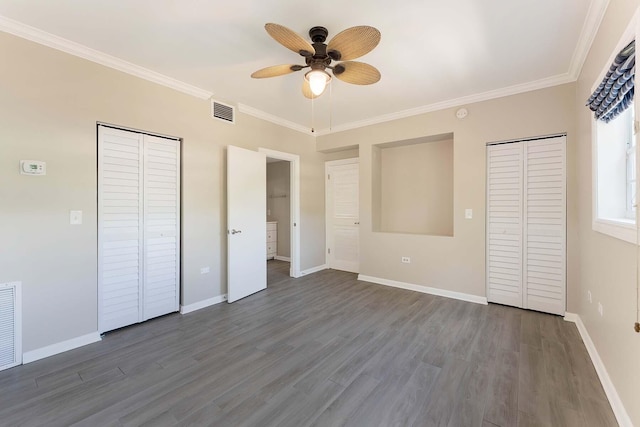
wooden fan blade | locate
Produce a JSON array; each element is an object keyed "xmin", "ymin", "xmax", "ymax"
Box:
[
  {"xmin": 302, "ymin": 79, "xmax": 319, "ymax": 99},
  {"xmin": 251, "ymin": 64, "xmax": 301, "ymax": 79},
  {"xmin": 327, "ymin": 26, "xmax": 380, "ymax": 60},
  {"xmin": 333, "ymin": 61, "xmax": 381, "ymax": 85},
  {"xmin": 265, "ymin": 23, "xmax": 315, "ymax": 56}
]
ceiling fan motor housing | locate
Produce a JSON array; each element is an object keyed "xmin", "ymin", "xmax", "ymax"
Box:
[{"xmin": 309, "ymin": 26, "xmax": 328, "ymax": 43}]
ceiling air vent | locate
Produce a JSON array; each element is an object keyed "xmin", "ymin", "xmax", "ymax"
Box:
[{"xmin": 211, "ymin": 100, "xmax": 235, "ymax": 124}]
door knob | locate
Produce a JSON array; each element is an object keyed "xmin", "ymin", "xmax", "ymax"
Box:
[
  {"xmin": 354, "ymin": 222, "xmax": 360, "ymax": 225},
  {"xmin": 230, "ymin": 229, "xmax": 242, "ymax": 234}
]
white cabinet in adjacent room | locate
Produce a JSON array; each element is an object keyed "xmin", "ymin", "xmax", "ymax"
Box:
[
  {"xmin": 267, "ymin": 221, "xmax": 277, "ymax": 259},
  {"xmin": 486, "ymin": 135, "xmax": 566, "ymax": 316}
]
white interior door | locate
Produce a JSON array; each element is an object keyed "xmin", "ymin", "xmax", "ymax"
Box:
[
  {"xmin": 326, "ymin": 159, "xmax": 359, "ymax": 273},
  {"xmin": 99, "ymin": 126, "xmax": 180, "ymax": 334},
  {"xmin": 143, "ymin": 134, "xmax": 180, "ymax": 320},
  {"xmin": 99, "ymin": 126, "xmax": 144, "ymax": 333},
  {"xmin": 524, "ymin": 136, "xmax": 566, "ymax": 315},
  {"xmin": 227, "ymin": 145, "xmax": 267, "ymax": 303},
  {"xmin": 486, "ymin": 136, "xmax": 566, "ymax": 316},
  {"xmin": 486, "ymin": 143, "xmax": 524, "ymax": 308}
]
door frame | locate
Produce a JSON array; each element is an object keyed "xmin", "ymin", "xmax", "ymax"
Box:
[
  {"xmin": 259, "ymin": 148, "xmax": 301, "ymax": 278},
  {"xmin": 325, "ymin": 158, "xmax": 360, "ymax": 271}
]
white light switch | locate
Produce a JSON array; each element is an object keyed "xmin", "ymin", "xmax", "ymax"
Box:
[
  {"xmin": 465, "ymin": 209, "xmax": 473, "ymax": 219},
  {"xmin": 70, "ymin": 210, "xmax": 82, "ymax": 225}
]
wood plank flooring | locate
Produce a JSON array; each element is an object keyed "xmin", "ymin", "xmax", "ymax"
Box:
[{"xmin": 0, "ymin": 260, "xmax": 617, "ymax": 426}]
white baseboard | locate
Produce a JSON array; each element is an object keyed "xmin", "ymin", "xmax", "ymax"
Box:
[
  {"xmin": 180, "ymin": 294, "xmax": 227, "ymax": 314},
  {"xmin": 564, "ymin": 313, "xmax": 632, "ymax": 427},
  {"xmin": 301, "ymin": 264, "xmax": 327, "ymax": 275},
  {"xmin": 358, "ymin": 275, "xmax": 488, "ymax": 305},
  {"xmin": 274, "ymin": 256, "xmax": 291, "ymax": 262},
  {"xmin": 23, "ymin": 332, "xmax": 101, "ymax": 364}
]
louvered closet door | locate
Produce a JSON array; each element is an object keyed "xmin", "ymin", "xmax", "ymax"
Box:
[
  {"xmin": 486, "ymin": 143, "xmax": 524, "ymax": 308},
  {"xmin": 99, "ymin": 127, "xmax": 144, "ymax": 333},
  {"xmin": 143, "ymin": 135, "xmax": 180, "ymax": 320},
  {"xmin": 99, "ymin": 126, "xmax": 180, "ymax": 333},
  {"xmin": 524, "ymin": 136, "xmax": 566, "ymax": 315}
]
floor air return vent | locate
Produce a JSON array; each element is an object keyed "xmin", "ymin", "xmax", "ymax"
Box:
[{"xmin": 0, "ymin": 282, "xmax": 21, "ymax": 371}]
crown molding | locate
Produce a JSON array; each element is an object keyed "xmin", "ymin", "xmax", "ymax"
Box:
[
  {"xmin": 237, "ymin": 103, "xmax": 313, "ymax": 135},
  {"xmin": 314, "ymin": 72, "xmax": 575, "ymax": 135},
  {"xmin": 1, "ymin": 0, "xmax": 609, "ymax": 137},
  {"xmin": 0, "ymin": 15, "xmax": 213, "ymax": 100},
  {"xmin": 567, "ymin": 0, "xmax": 610, "ymax": 80}
]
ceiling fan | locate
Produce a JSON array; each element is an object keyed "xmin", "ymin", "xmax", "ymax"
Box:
[{"xmin": 251, "ymin": 23, "xmax": 381, "ymax": 98}]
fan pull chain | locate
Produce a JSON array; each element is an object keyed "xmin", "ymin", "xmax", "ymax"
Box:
[
  {"xmin": 311, "ymin": 94, "xmax": 315, "ymax": 134},
  {"xmin": 329, "ymin": 81, "xmax": 333, "ymax": 132}
]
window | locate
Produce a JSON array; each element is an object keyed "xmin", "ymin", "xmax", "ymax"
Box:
[
  {"xmin": 593, "ymin": 104, "xmax": 637, "ymax": 242},
  {"xmin": 589, "ymin": 35, "xmax": 636, "ymax": 243}
]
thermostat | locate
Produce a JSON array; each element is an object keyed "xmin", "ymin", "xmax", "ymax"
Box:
[{"xmin": 20, "ymin": 160, "xmax": 46, "ymax": 175}]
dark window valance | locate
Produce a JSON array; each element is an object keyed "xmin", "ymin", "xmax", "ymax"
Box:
[{"xmin": 586, "ymin": 40, "xmax": 635, "ymax": 123}]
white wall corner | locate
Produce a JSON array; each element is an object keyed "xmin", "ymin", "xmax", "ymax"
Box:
[
  {"xmin": 568, "ymin": 314, "xmax": 633, "ymax": 427},
  {"xmin": 567, "ymin": 0, "xmax": 611, "ymax": 80},
  {"xmin": 357, "ymin": 275, "xmax": 488, "ymax": 305},
  {"xmin": 22, "ymin": 332, "xmax": 101, "ymax": 364},
  {"xmin": 300, "ymin": 264, "xmax": 327, "ymax": 275},
  {"xmin": 180, "ymin": 294, "xmax": 228, "ymax": 314}
]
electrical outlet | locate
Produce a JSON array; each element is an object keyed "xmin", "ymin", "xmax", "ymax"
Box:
[
  {"xmin": 200, "ymin": 267, "xmax": 210, "ymax": 274},
  {"xmin": 587, "ymin": 290, "xmax": 592, "ymax": 303},
  {"xmin": 598, "ymin": 302, "xmax": 603, "ymax": 316},
  {"xmin": 401, "ymin": 257, "xmax": 411, "ymax": 264}
]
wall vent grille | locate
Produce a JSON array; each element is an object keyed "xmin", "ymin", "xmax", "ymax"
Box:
[
  {"xmin": 0, "ymin": 282, "xmax": 21, "ymax": 371},
  {"xmin": 211, "ymin": 100, "xmax": 235, "ymax": 124}
]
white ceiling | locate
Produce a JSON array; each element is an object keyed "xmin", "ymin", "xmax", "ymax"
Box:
[{"xmin": 0, "ymin": 0, "xmax": 606, "ymax": 134}]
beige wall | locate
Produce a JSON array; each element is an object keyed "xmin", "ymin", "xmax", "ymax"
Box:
[
  {"xmin": 0, "ymin": 32, "xmax": 327, "ymax": 353},
  {"xmin": 575, "ymin": 0, "xmax": 640, "ymax": 424},
  {"xmin": 378, "ymin": 139, "xmax": 454, "ymax": 236},
  {"xmin": 267, "ymin": 161, "xmax": 291, "ymax": 257},
  {"xmin": 318, "ymin": 83, "xmax": 577, "ymax": 303}
]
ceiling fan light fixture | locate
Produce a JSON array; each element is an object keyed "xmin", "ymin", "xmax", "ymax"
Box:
[{"xmin": 305, "ymin": 69, "xmax": 331, "ymax": 96}]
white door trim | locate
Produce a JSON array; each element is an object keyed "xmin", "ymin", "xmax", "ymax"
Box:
[{"xmin": 258, "ymin": 148, "xmax": 301, "ymax": 278}]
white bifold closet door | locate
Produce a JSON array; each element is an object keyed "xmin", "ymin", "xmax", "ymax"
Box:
[
  {"xmin": 98, "ymin": 125, "xmax": 180, "ymax": 333},
  {"xmin": 486, "ymin": 135, "xmax": 566, "ymax": 316}
]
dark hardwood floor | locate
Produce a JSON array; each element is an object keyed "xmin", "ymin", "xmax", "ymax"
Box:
[{"xmin": 0, "ymin": 260, "xmax": 617, "ymax": 426}]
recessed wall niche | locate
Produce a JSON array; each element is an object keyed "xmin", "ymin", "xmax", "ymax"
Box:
[{"xmin": 372, "ymin": 133, "xmax": 454, "ymax": 236}]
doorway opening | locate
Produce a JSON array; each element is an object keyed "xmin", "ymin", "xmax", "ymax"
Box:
[{"xmin": 259, "ymin": 148, "xmax": 301, "ymax": 283}]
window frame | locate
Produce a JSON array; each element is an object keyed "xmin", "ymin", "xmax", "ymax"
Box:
[
  {"xmin": 591, "ymin": 24, "xmax": 638, "ymax": 244},
  {"xmin": 625, "ymin": 113, "xmax": 636, "ymax": 220}
]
